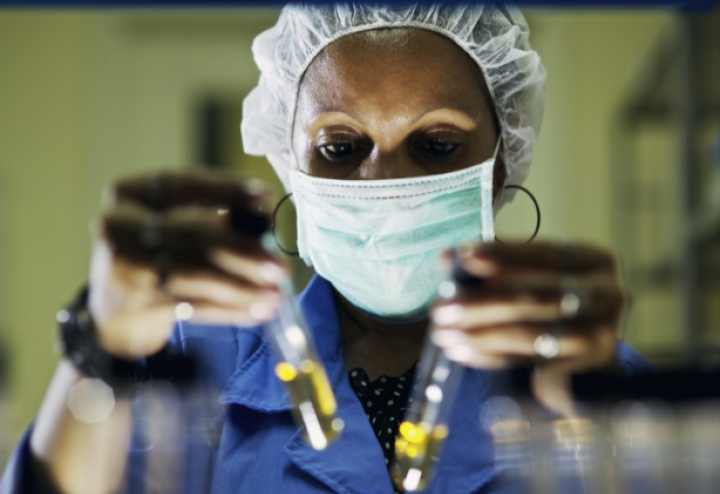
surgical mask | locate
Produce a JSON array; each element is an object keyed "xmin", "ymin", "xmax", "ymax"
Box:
[{"xmin": 289, "ymin": 148, "xmax": 497, "ymax": 320}]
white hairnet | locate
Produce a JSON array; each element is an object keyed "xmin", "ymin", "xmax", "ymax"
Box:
[{"xmin": 241, "ymin": 4, "xmax": 546, "ymax": 204}]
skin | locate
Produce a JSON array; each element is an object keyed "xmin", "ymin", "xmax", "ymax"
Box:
[
  {"xmin": 293, "ymin": 30, "xmax": 504, "ymax": 380},
  {"xmin": 28, "ymin": 29, "xmax": 623, "ymax": 493},
  {"xmin": 31, "ymin": 173, "xmax": 287, "ymax": 494},
  {"xmin": 292, "ymin": 29, "xmax": 621, "ymax": 407}
]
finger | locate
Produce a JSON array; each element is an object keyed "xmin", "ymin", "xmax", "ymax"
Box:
[
  {"xmin": 455, "ymin": 271, "xmax": 563, "ymax": 301},
  {"xmin": 101, "ymin": 206, "xmax": 274, "ymax": 274},
  {"xmin": 441, "ymin": 347, "xmax": 512, "ymax": 369},
  {"xmin": 538, "ymin": 327, "xmax": 617, "ymax": 373},
  {"xmin": 100, "ymin": 203, "xmax": 231, "ymax": 240},
  {"xmin": 467, "ymin": 242, "xmax": 616, "ymax": 274},
  {"xmin": 99, "ymin": 299, "xmax": 276, "ymax": 359},
  {"xmin": 530, "ymin": 366, "xmax": 577, "ymax": 418},
  {"xmin": 182, "ymin": 302, "xmax": 275, "ymax": 326},
  {"xmin": 529, "ymin": 345, "xmax": 619, "ymax": 419},
  {"xmin": 433, "ymin": 285, "xmax": 623, "ymax": 329},
  {"xmin": 166, "ymin": 270, "xmax": 282, "ymax": 309},
  {"xmin": 108, "ymin": 172, "xmax": 271, "ymax": 211},
  {"xmin": 432, "ymin": 300, "xmax": 560, "ymax": 328},
  {"xmin": 451, "ymin": 272, "xmax": 624, "ymax": 319},
  {"xmin": 164, "ymin": 204, "xmax": 228, "ymax": 228},
  {"xmin": 210, "ymin": 248, "xmax": 287, "ymax": 287},
  {"xmin": 431, "ymin": 324, "xmax": 616, "ymax": 363},
  {"xmin": 96, "ymin": 242, "xmax": 159, "ymax": 292},
  {"xmin": 89, "ymin": 249, "xmax": 168, "ymax": 325}
]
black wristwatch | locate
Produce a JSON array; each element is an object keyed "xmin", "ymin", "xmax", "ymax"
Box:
[{"xmin": 56, "ymin": 285, "xmax": 196, "ymax": 388}]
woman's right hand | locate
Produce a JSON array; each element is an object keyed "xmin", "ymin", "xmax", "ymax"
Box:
[{"xmin": 87, "ymin": 171, "xmax": 286, "ymax": 359}]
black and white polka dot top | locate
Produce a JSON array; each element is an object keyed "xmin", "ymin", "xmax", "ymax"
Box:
[{"xmin": 348, "ymin": 365, "xmax": 417, "ymax": 493}]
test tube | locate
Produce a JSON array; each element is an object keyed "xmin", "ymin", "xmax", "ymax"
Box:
[
  {"xmin": 263, "ymin": 272, "xmax": 345, "ymax": 450},
  {"xmin": 610, "ymin": 400, "xmax": 675, "ymax": 494},
  {"xmin": 549, "ymin": 418, "xmax": 601, "ymax": 494},
  {"xmin": 481, "ymin": 396, "xmax": 533, "ymax": 481},
  {"xmin": 230, "ymin": 207, "xmax": 344, "ymax": 450},
  {"xmin": 390, "ymin": 292, "xmax": 463, "ymax": 492},
  {"xmin": 391, "ymin": 254, "xmax": 475, "ymax": 491}
]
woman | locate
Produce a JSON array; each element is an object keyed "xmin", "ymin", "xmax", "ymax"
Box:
[{"xmin": 2, "ymin": 4, "xmax": 652, "ymax": 494}]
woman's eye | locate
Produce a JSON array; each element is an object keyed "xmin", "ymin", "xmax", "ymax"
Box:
[
  {"xmin": 419, "ymin": 139, "xmax": 459, "ymax": 157},
  {"xmin": 320, "ymin": 141, "xmax": 357, "ymax": 159}
]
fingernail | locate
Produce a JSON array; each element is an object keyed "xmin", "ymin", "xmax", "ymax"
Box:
[
  {"xmin": 437, "ymin": 280, "xmax": 457, "ymax": 299},
  {"xmin": 175, "ymin": 302, "xmax": 194, "ymax": 321},
  {"xmin": 443, "ymin": 345, "xmax": 475, "ymax": 363},
  {"xmin": 250, "ymin": 301, "xmax": 275, "ymax": 321},
  {"xmin": 431, "ymin": 329, "xmax": 468, "ymax": 347},
  {"xmin": 258, "ymin": 262, "xmax": 286, "ymax": 284},
  {"xmin": 432, "ymin": 304, "xmax": 465, "ymax": 326},
  {"xmin": 261, "ymin": 289, "xmax": 282, "ymax": 301},
  {"xmin": 464, "ymin": 258, "xmax": 498, "ymax": 277}
]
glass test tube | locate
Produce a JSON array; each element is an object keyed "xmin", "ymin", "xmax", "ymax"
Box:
[
  {"xmin": 261, "ymin": 233, "xmax": 344, "ymax": 450},
  {"xmin": 483, "ymin": 395, "xmax": 533, "ymax": 481},
  {"xmin": 390, "ymin": 278, "xmax": 464, "ymax": 492},
  {"xmin": 610, "ymin": 400, "xmax": 675, "ymax": 494},
  {"xmin": 549, "ymin": 418, "xmax": 601, "ymax": 494}
]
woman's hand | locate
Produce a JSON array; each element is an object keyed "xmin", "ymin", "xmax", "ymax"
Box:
[
  {"xmin": 88, "ymin": 172, "xmax": 286, "ymax": 359},
  {"xmin": 430, "ymin": 242, "xmax": 624, "ymax": 417}
]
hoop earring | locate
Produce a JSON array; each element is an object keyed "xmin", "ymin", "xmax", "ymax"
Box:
[
  {"xmin": 272, "ymin": 193, "xmax": 300, "ymax": 256},
  {"xmin": 495, "ymin": 185, "xmax": 541, "ymax": 245}
]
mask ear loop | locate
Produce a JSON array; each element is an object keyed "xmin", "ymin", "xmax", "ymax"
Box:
[
  {"xmin": 492, "ymin": 136, "xmax": 502, "ymax": 159},
  {"xmin": 272, "ymin": 193, "xmax": 300, "ymax": 256},
  {"xmin": 491, "ymin": 137, "xmax": 506, "ymax": 214},
  {"xmin": 494, "ymin": 185, "xmax": 541, "ymax": 245}
]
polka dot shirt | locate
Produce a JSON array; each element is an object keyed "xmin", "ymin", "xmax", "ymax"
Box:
[{"xmin": 348, "ymin": 365, "xmax": 417, "ymax": 493}]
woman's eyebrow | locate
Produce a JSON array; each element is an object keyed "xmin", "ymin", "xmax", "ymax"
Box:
[
  {"xmin": 411, "ymin": 109, "xmax": 477, "ymax": 132},
  {"xmin": 305, "ymin": 112, "xmax": 365, "ymax": 137},
  {"xmin": 303, "ymin": 108, "xmax": 478, "ymax": 138}
]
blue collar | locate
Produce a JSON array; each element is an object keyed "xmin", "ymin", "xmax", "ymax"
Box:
[
  {"xmin": 218, "ymin": 275, "xmax": 343, "ymax": 412},
  {"xmin": 219, "ymin": 275, "xmax": 497, "ymax": 494}
]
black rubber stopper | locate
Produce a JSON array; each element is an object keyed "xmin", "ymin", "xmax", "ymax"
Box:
[{"xmin": 230, "ymin": 206, "xmax": 270, "ymax": 236}]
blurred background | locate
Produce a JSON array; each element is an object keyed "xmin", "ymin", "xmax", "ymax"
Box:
[{"xmin": 0, "ymin": 5, "xmax": 718, "ymax": 449}]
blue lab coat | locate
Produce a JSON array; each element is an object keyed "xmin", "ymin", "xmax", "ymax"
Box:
[{"xmin": 0, "ymin": 275, "xmax": 655, "ymax": 494}]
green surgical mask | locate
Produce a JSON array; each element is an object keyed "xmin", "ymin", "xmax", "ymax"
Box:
[{"xmin": 289, "ymin": 151, "xmax": 497, "ymax": 319}]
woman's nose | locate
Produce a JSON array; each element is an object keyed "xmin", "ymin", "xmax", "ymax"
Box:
[{"xmin": 357, "ymin": 147, "xmax": 428, "ymax": 180}]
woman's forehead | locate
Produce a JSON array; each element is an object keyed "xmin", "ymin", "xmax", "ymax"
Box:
[{"xmin": 297, "ymin": 29, "xmax": 489, "ymax": 123}]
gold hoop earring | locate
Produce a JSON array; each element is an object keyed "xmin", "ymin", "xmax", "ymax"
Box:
[{"xmin": 495, "ymin": 185, "xmax": 541, "ymax": 245}]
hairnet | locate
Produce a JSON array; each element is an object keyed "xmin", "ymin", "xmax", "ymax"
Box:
[{"xmin": 241, "ymin": 4, "xmax": 546, "ymax": 205}]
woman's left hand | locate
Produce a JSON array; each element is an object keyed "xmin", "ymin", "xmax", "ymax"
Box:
[{"xmin": 430, "ymin": 242, "xmax": 625, "ymax": 417}]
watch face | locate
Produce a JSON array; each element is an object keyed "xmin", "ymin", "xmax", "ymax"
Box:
[{"xmin": 57, "ymin": 286, "xmax": 105, "ymax": 379}]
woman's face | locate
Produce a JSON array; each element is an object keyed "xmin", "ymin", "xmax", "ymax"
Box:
[{"xmin": 292, "ymin": 29, "xmax": 504, "ymax": 194}]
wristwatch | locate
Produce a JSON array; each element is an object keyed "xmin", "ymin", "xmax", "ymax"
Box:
[{"xmin": 56, "ymin": 285, "xmax": 196, "ymax": 388}]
